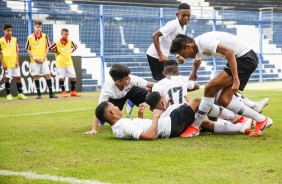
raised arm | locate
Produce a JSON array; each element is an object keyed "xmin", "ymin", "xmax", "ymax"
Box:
[
  {"xmin": 139, "ymin": 109, "xmax": 162, "ymax": 140},
  {"xmin": 189, "ymin": 59, "xmax": 202, "ymax": 81}
]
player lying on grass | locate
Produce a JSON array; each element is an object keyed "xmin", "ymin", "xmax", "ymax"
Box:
[
  {"xmin": 153, "ymin": 60, "xmax": 269, "ymax": 125},
  {"xmin": 170, "ymin": 32, "xmax": 272, "ymax": 137},
  {"xmin": 94, "ymin": 92, "xmax": 252, "ymax": 140},
  {"xmin": 85, "ymin": 64, "xmax": 154, "ymax": 135}
]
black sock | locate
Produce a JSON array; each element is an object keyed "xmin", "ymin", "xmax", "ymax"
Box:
[
  {"xmin": 46, "ymin": 79, "xmax": 53, "ymax": 94},
  {"xmin": 35, "ymin": 80, "xmax": 41, "ymax": 96},
  {"xmin": 17, "ymin": 82, "xmax": 23, "ymax": 93},
  {"xmin": 71, "ymin": 81, "xmax": 76, "ymax": 91},
  {"xmin": 5, "ymin": 82, "xmax": 11, "ymax": 95},
  {"xmin": 59, "ymin": 80, "xmax": 65, "ymax": 92}
]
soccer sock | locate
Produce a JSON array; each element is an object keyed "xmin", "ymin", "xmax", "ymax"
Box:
[
  {"xmin": 214, "ymin": 119, "xmax": 242, "ymax": 134},
  {"xmin": 71, "ymin": 81, "xmax": 76, "ymax": 91},
  {"xmin": 46, "ymin": 79, "xmax": 53, "ymax": 94},
  {"xmin": 17, "ymin": 82, "xmax": 23, "ymax": 93},
  {"xmin": 240, "ymin": 95, "xmax": 256, "ymax": 108},
  {"xmin": 59, "ymin": 80, "xmax": 65, "ymax": 92},
  {"xmin": 226, "ymin": 97, "xmax": 265, "ymax": 122},
  {"xmin": 5, "ymin": 82, "xmax": 11, "ymax": 95},
  {"xmin": 35, "ymin": 80, "xmax": 41, "ymax": 96},
  {"xmin": 208, "ymin": 104, "xmax": 240, "ymax": 121},
  {"xmin": 192, "ymin": 96, "xmax": 215, "ymax": 128}
]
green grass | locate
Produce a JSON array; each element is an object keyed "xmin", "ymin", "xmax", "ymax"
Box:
[{"xmin": 0, "ymin": 89, "xmax": 282, "ymax": 184}]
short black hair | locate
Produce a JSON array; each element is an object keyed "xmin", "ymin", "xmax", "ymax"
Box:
[
  {"xmin": 145, "ymin": 92, "xmax": 162, "ymax": 110},
  {"xmin": 3, "ymin": 24, "xmax": 12, "ymax": 30},
  {"xmin": 109, "ymin": 64, "xmax": 130, "ymax": 81},
  {"xmin": 170, "ymin": 34, "xmax": 194, "ymax": 54},
  {"xmin": 34, "ymin": 20, "xmax": 43, "ymax": 26},
  {"xmin": 164, "ymin": 60, "xmax": 178, "ymax": 74},
  {"xmin": 178, "ymin": 3, "xmax": 190, "ymax": 10},
  {"xmin": 95, "ymin": 101, "xmax": 110, "ymax": 122}
]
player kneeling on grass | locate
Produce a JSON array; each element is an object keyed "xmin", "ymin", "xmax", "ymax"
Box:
[
  {"xmin": 49, "ymin": 28, "xmax": 80, "ymax": 97},
  {"xmin": 94, "ymin": 92, "xmax": 252, "ymax": 140},
  {"xmin": 0, "ymin": 24, "xmax": 27, "ymax": 100}
]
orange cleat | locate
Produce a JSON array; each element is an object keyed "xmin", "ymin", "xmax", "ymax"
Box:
[
  {"xmin": 234, "ymin": 116, "xmax": 248, "ymax": 124},
  {"xmin": 180, "ymin": 125, "xmax": 199, "ymax": 138},
  {"xmin": 61, "ymin": 91, "xmax": 68, "ymax": 97},
  {"xmin": 249, "ymin": 117, "xmax": 272, "ymax": 137},
  {"xmin": 70, "ymin": 91, "xmax": 81, "ymax": 97}
]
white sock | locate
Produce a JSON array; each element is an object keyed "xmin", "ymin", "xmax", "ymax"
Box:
[
  {"xmin": 193, "ymin": 96, "xmax": 215, "ymax": 128},
  {"xmin": 226, "ymin": 98, "xmax": 265, "ymax": 122},
  {"xmin": 240, "ymin": 95, "xmax": 256, "ymax": 108},
  {"xmin": 208, "ymin": 104, "xmax": 239, "ymax": 121},
  {"xmin": 214, "ymin": 119, "xmax": 242, "ymax": 134}
]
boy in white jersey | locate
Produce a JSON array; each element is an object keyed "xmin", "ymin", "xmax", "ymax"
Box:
[
  {"xmin": 170, "ymin": 32, "xmax": 272, "ymax": 137},
  {"xmin": 85, "ymin": 64, "xmax": 154, "ymax": 135},
  {"xmin": 146, "ymin": 3, "xmax": 190, "ymax": 81},
  {"xmin": 94, "ymin": 94, "xmax": 251, "ymax": 140},
  {"xmin": 49, "ymin": 28, "xmax": 80, "ymax": 97}
]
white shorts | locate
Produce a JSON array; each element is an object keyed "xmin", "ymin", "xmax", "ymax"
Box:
[
  {"xmin": 56, "ymin": 66, "xmax": 76, "ymax": 78},
  {"xmin": 30, "ymin": 61, "xmax": 50, "ymax": 76},
  {"xmin": 4, "ymin": 67, "xmax": 21, "ymax": 79}
]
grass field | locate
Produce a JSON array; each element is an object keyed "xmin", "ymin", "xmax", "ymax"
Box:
[{"xmin": 0, "ymin": 83, "xmax": 282, "ymax": 184}]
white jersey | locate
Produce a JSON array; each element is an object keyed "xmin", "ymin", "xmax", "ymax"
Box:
[
  {"xmin": 195, "ymin": 31, "xmax": 251, "ymax": 60},
  {"xmin": 152, "ymin": 76, "xmax": 195, "ymax": 105},
  {"xmin": 146, "ymin": 18, "xmax": 187, "ymax": 59},
  {"xmin": 99, "ymin": 74, "xmax": 147, "ymax": 104}
]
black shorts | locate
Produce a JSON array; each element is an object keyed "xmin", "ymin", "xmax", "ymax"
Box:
[
  {"xmin": 169, "ymin": 104, "xmax": 195, "ymax": 138},
  {"xmin": 108, "ymin": 86, "xmax": 148, "ymax": 110},
  {"xmin": 223, "ymin": 49, "xmax": 258, "ymax": 91},
  {"xmin": 147, "ymin": 54, "xmax": 165, "ymax": 81}
]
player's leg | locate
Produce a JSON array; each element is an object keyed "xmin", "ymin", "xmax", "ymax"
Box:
[
  {"xmin": 125, "ymin": 99, "xmax": 135, "ymax": 118},
  {"xmin": 57, "ymin": 67, "xmax": 67, "ymax": 97},
  {"xmin": 14, "ymin": 67, "xmax": 27, "ymax": 100},
  {"xmin": 42, "ymin": 62, "xmax": 57, "ymax": 98},
  {"xmin": 4, "ymin": 69, "xmax": 13, "ymax": 100},
  {"xmin": 147, "ymin": 54, "xmax": 164, "ymax": 81},
  {"xmin": 126, "ymin": 86, "xmax": 148, "ymax": 118},
  {"xmin": 208, "ymin": 104, "xmax": 240, "ymax": 122},
  {"xmin": 239, "ymin": 94, "xmax": 269, "ymax": 113},
  {"xmin": 68, "ymin": 66, "xmax": 80, "ymax": 97},
  {"xmin": 31, "ymin": 62, "xmax": 42, "ymax": 99}
]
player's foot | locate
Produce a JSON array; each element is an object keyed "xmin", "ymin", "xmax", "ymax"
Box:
[
  {"xmin": 125, "ymin": 100, "xmax": 134, "ymax": 118},
  {"xmin": 249, "ymin": 117, "xmax": 272, "ymax": 137},
  {"xmin": 180, "ymin": 125, "xmax": 200, "ymax": 138},
  {"xmin": 61, "ymin": 91, "xmax": 68, "ymax": 98},
  {"xmin": 7, "ymin": 94, "xmax": 13, "ymax": 100},
  {"xmin": 70, "ymin": 91, "xmax": 81, "ymax": 97},
  {"xmin": 49, "ymin": 93, "xmax": 58, "ymax": 98},
  {"xmin": 18, "ymin": 93, "xmax": 28, "ymax": 100},
  {"xmin": 234, "ymin": 116, "xmax": 248, "ymax": 124},
  {"xmin": 36, "ymin": 95, "xmax": 42, "ymax": 99},
  {"xmin": 251, "ymin": 118, "xmax": 273, "ymax": 129},
  {"xmin": 238, "ymin": 118, "xmax": 252, "ymax": 134},
  {"xmin": 252, "ymin": 98, "xmax": 269, "ymax": 113}
]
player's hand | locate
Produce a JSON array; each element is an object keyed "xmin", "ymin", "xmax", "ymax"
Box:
[
  {"xmin": 3, "ymin": 65, "xmax": 7, "ymax": 70},
  {"xmin": 152, "ymin": 109, "xmax": 163, "ymax": 118},
  {"xmin": 232, "ymin": 79, "xmax": 240, "ymax": 96},
  {"xmin": 15, "ymin": 63, "xmax": 19, "ymax": 68},
  {"xmin": 177, "ymin": 56, "xmax": 185, "ymax": 64},
  {"xmin": 138, "ymin": 103, "xmax": 147, "ymax": 113},
  {"xmin": 84, "ymin": 130, "xmax": 97, "ymax": 135},
  {"xmin": 158, "ymin": 54, "xmax": 168, "ymax": 63},
  {"xmin": 189, "ymin": 72, "xmax": 198, "ymax": 81}
]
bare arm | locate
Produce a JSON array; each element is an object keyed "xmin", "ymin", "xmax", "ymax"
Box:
[
  {"xmin": 85, "ymin": 116, "xmax": 99, "ymax": 134},
  {"xmin": 152, "ymin": 31, "xmax": 167, "ymax": 62},
  {"xmin": 0, "ymin": 53, "xmax": 4, "ymax": 69},
  {"xmin": 146, "ymin": 81, "xmax": 155, "ymax": 90},
  {"xmin": 189, "ymin": 59, "xmax": 202, "ymax": 80},
  {"xmin": 139, "ymin": 109, "xmax": 162, "ymax": 140}
]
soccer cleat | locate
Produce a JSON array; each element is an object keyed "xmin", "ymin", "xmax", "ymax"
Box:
[
  {"xmin": 180, "ymin": 125, "xmax": 200, "ymax": 138},
  {"xmin": 7, "ymin": 94, "xmax": 13, "ymax": 100},
  {"xmin": 234, "ymin": 116, "xmax": 248, "ymax": 124},
  {"xmin": 49, "ymin": 93, "xmax": 58, "ymax": 98},
  {"xmin": 238, "ymin": 118, "xmax": 252, "ymax": 134},
  {"xmin": 36, "ymin": 95, "xmax": 42, "ymax": 99},
  {"xmin": 252, "ymin": 98, "xmax": 269, "ymax": 113},
  {"xmin": 70, "ymin": 91, "xmax": 81, "ymax": 97},
  {"xmin": 61, "ymin": 91, "xmax": 68, "ymax": 98},
  {"xmin": 249, "ymin": 117, "xmax": 272, "ymax": 137},
  {"xmin": 18, "ymin": 93, "xmax": 28, "ymax": 100},
  {"xmin": 125, "ymin": 100, "xmax": 134, "ymax": 118}
]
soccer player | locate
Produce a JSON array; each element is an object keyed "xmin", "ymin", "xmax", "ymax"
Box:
[
  {"xmin": 49, "ymin": 28, "xmax": 80, "ymax": 97},
  {"xmin": 170, "ymin": 32, "xmax": 272, "ymax": 137},
  {"xmin": 94, "ymin": 93, "xmax": 252, "ymax": 140},
  {"xmin": 146, "ymin": 2, "xmax": 190, "ymax": 81},
  {"xmin": 84, "ymin": 64, "xmax": 154, "ymax": 135},
  {"xmin": 25, "ymin": 20, "xmax": 57, "ymax": 99},
  {"xmin": 0, "ymin": 24, "xmax": 27, "ymax": 100}
]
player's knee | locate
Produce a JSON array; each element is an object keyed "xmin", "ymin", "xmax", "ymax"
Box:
[
  {"xmin": 192, "ymin": 97, "xmax": 201, "ymax": 105},
  {"xmin": 204, "ymin": 83, "xmax": 218, "ymax": 96},
  {"xmin": 217, "ymin": 95, "xmax": 230, "ymax": 107}
]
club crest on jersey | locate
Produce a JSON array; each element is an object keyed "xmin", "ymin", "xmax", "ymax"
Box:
[
  {"xmin": 202, "ymin": 50, "xmax": 212, "ymax": 56},
  {"xmin": 9, "ymin": 44, "xmax": 12, "ymax": 48},
  {"xmin": 36, "ymin": 42, "xmax": 40, "ymax": 46}
]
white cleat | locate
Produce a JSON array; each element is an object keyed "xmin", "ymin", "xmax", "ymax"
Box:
[
  {"xmin": 252, "ymin": 98, "xmax": 269, "ymax": 113},
  {"xmin": 239, "ymin": 118, "xmax": 253, "ymax": 134}
]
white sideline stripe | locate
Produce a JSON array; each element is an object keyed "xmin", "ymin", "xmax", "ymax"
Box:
[
  {"xmin": 0, "ymin": 170, "xmax": 107, "ymax": 184},
  {"xmin": 0, "ymin": 108, "xmax": 94, "ymax": 118}
]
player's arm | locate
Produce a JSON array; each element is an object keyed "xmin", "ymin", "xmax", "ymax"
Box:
[
  {"xmin": 190, "ymin": 59, "xmax": 202, "ymax": 80},
  {"xmin": 175, "ymin": 53, "xmax": 185, "ymax": 64},
  {"xmin": 152, "ymin": 31, "xmax": 167, "ymax": 62},
  {"xmin": 139, "ymin": 109, "xmax": 162, "ymax": 140},
  {"xmin": 49, "ymin": 42, "xmax": 57, "ymax": 53},
  {"xmin": 0, "ymin": 45, "xmax": 3, "ymax": 68},
  {"xmin": 146, "ymin": 81, "xmax": 155, "ymax": 90},
  {"xmin": 15, "ymin": 40, "xmax": 19, "ymax": 67},
  {"xmin": 216, "ymin": 43, "xmax": 239, "ymax": 95},
  {"xmin": 138, "ymin": 103, "xmax": 146, "ymax": 119},
  {"xmin": 71, "ymin": 41, "xmax": 78, "ymax": 53},
  {"xmin": 187, "ymin": 82, "xmax": 200, "ymax": 92},
  {"xmin": 25, "ymin": 39, "xmax": 40, "ymax": 63}
]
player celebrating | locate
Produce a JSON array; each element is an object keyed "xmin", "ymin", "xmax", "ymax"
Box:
[
  {"xmin": 49, "ymin": 28, "xmax": 80, "ymax": 97},
  {"xmin": 25, "ymin": 20, "xmax": 57, "ymax": 99},
  {"xmin": 0, "ymin": 24, "xmax": 27, "ymax": 100},
  {"xmin": 170, "ymin": 32, "xmax": 272, "ymax": 137}
]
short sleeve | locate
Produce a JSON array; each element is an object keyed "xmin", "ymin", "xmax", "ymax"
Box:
[
  {"xmin": 159, "ymin": 20, "xmax": 177, "ymax": 37},
  {"xmin": 130, "ymin": 75, "xmax": 147, "ymax": 88},
  {"xmin": 98, "ymin": 88, "xmax": 111, "ymax": 104},
  {"xmin": 198, "ymin": 36, "xmax": 220, "ymax": 54}
]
